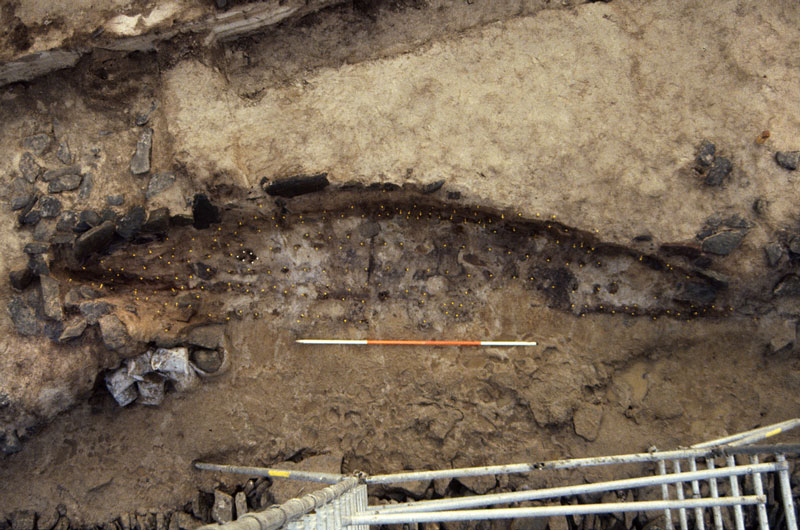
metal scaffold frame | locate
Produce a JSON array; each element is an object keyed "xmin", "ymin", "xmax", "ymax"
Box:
[{"xmin": 196, "ymin": 418, "xmax": 800, "ymax": 530}]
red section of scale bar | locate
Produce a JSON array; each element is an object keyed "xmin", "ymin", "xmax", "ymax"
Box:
[{"xmin": 367, "ymin": 340, "xmax": 482, "ymax": 346}]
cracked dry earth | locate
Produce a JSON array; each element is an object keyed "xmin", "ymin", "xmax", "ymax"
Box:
[{"xmin": 1, "ymin": 0, "xmax": 800, "ymax": 529}]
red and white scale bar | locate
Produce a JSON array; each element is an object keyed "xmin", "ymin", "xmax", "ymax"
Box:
[{"xmin": 296, "ymin": 339, "xmax": 537, "ymax": 346}]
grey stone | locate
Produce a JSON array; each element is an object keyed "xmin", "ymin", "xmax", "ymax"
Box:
[
  {"xmin": 146, "ymin": 172, "xmax": 176, "ymax": 198},
  {"xmin": 151, "ymin": 347, "xmax": 198, "ymax": 391},
  {"xmin": 174, "ymin": 513, "xmax": 202, "ymax": 530},
  {"xmin": 64, "ymin": 288, "xmax": 82, "ymax": 309},
  {"xmin": 22, "ymin": 133, "xmax": 52, "ymax": 155},
  {"xmin": 9, "ymin": 511, "xmax": 35, "ymax": 530},
  {"xmin": 79, "ymin": 285, "xmax": 102, "ymax": 298},
  {"xmin": 788, "ymin": 236, "xmax": 800, "ymax": 255},
  {"xmin": 42, "ymin": 165, "xmax": 81, "ymax": 182},
  {"xmin": 48, "ymin": 174, "xmax": 82, "ymax": 193},
  {"xmin": 78, "ymin": 172, "xmax": 94, "ymax": 199},
  {"xmin": 156, "ymin": 512, "xmax": 168, "ymax": 530},
  {"xmin": 212, "ymin": 490, "xmax": 234, "ymax": 524},
  {"xmin": 116, "ymin": 206, "xmax": 146, "ymax": 240},
  {"xmin": 32, "ymin": 222, "xmax": 53, "ymax": 242},
  {"xmin": 56, "ymin": 140, "xmax": 72, "ymax": 164},
  {"xmin": 774, "ymin": 274, "xmax": 800, "ymax": 297},
  {"xmin": 100, "ymin": 208, "xmax": 119, "ymax": 224},
  {"xmin": 10, "ymin": 178, "xmax": 35, "ymax": 211},
  {"xmin": 9, "ymin": 268, "xmax": 33, "ymax": 291},
  {"xmin": 80, "ymin": 300, "xmax": 114, "ymax": 324},
  {"xmin": 44, "ymin": 320, "xmax": 64, "ymax": 342},
  {"xmin": 234, "ymin": 492, "xmax": 247, "ymax": 519},
  {"xmin": 358, "ymin": 221, "xmax": 381, "ymax": 239},
  {"xmin": 137, "ymin": 374, "xmax": 166, "ymax": 406},
  {"xmin": 19, "ymin": 152, "xmax": 41, "ymax": 182},
  {"xmin": 573, "ymin": 403, "xmax": 604, "ymax": 441},
  {"xmin": 421, "ymin": 179, "xmax": 445, "ymax": 194},
  {"xmin": 78, "ymin": 209, "xmax": 101, "ymax": 230},
  {"xmin": 19, "ymin": 208, "xmax": 41, "ymax": 226},
  {"xmin": 50, "ymin": 232, "xmax": 73, "ymax": 248},
  {"xmin": 126, "ymin": 350, "xmax": 153, "ymax": 381},
  {"xmin": 722, "ymin": 214, "xmax": 752, "ymax": 229},
  {"xmin": 40, "ymin": 275, "xmax": 64, "ymax": 321},
  {"xmin": 37, "ymin": 509, "xmax": 59, "ymax": 530},
  {"xmin": 27, "ymin": 253, "xmax": 50, "ymax": 276},
  {"xmin": 130, "ymin": 128, "xmax": 153, "ymax": 175},
  {"xmin": 701, "ymin": 230, "xmax": 746, "ymax": 255},
  {"xmin": 264, "ymin": 173, "xmax": 329, "ymax": 198},
  {"xmin": 59, "ymin": 317, "xmax": 87, "ymax": 342},
  {"xmin": 753, "ymin": 196, "xmax": 768, "ymax": 215},
  {"xmin": 106, "ymin": 194, "xmax": 124, "ymax": 206},
  {"xmin": 8, "ymin": 296, "xmax": 43, "ymax": 336},
  {"xmin": 190, "ymin": 349, "xmax": 222, "ymax": 373},
  {"xmin": 39, "ymin": 196, "xmax": 62, "ymax": 218},
  {"xmin": 56, "ymin": 210, "xmax": 78, "ymax": 232},
  {"xmin": 1, "ymin": 428, "xmax": 22, "ymax": 455},
  {"xmin": 704, "ymin": 156, "xmax": 732, "ymax": 186},
  {"xmin": 192, "ymin": 194, "xmax": 220, "ymax": 229},
  {"xmin": 105, "ymin": 367, "xmax": 137, "ymax": 407},
  {"xmin": 36, "ymin": 223, "xmax": 53, "ymax": 244},
  {"xmin": 24, "ymin": 242, "xmax": 49, "ymax": 255},
  {"xmin": 695, "ymin": 140, "xmax": 715, "ymax": 167},
  {"xmin": 99, "ymin": 314, "xmax": 136, "ymax": 355},
  {"xmin": 142, "ymin": 207, "xmax": 170, "ymax": 234},
  {"xmin": 74, "ymin": 220, "xmax": 116, "ymax": 261},
  {"xmin": 775, "ymin": 150, "xmax": 800, "ymax": 171}
]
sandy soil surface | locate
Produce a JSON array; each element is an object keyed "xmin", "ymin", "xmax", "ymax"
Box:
[{"xmin": 1, "ymin": 0, "xmax": 799, "ymax": 528}]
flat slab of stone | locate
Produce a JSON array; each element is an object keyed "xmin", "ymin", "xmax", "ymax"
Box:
[
  {"xmin": 74, "ymin": 221, "xmax": 116, "ymax": 261},
  {"xmin": 702, "ymin": 230, "xmax": 747, "ymax": 256},
  {"xmin": 39, "ymin": 275, "xmax": 64, "ymax": 322},
  {"xmin": 130, "ymin": 128, "xmax": 153, "ymax": 175}
]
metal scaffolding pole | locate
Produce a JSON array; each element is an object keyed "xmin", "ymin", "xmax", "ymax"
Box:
[
  {"xmin": 346, "ymin": 496, "xmax": 766, "ymax": 526},
  {"xmin": 364, "ymin": 462, "xmax": 783, "ymax": 515}
]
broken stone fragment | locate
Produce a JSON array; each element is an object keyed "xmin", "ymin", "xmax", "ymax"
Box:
[
  {"xmin": 137, "ymin": 374, "xmax": 166, "ymax": 406},
  {"xmin": 151, "ymin": 347, "xmax": 199, "ymax": 390},
  {"xmin": 212, "ymin": 490, "xmax": 234, "ymax": 523},
  {"xmin": 142, "ymin": 207, "xmax": 170, "ymax": 234},
  {"xmin": 105, "ymin": 366, "xmax": 138, "ymax": 407},
  {"xmin": 19, "ymin": 152, "xmax": 41, "ymax": 183},
  {"xmin": 22, "ymin": 133, "xmax": 52, "ymax": 155},
  {"xmin": 127, "ymin": 349, "xmax": 154, "ymax": 381},
  {"xmin": 1, "ymin": 428, "xmax": 23, "ymax": 455},
  {"xmin": 56, "ymin": 210, "xmax": 78, "ymax": 232},
  {"xmin": 701, "ymin": 230, "xmax": 746, "ymax": 255},
  {"xmin": 775, "ymin": 150, "xmax": 800, "ymax": 171},
  {"xmin": 192, "ymin": 194, "xmax": 220, "ymax": 229},
  {"xmin": 9, "ymin": 510, "xmax": 36, "ymax": 530},
  {"xmin": 27, "ymin": 253, "xmax": 51, "ymax": 276},
  {"xmin": 56, "ymin": 140, "xmax": 72, "ymax": 164},
  {"xmin": 39, "ymin": 275, "xmax": 64, "ymax": 321},
  {"xmin": 146, "ymin": 172, "xmax": 176, "ymax": 198},
  {"xmin": 116, "ymin": 206, "xmax": 146, "ymax": 240},
  {"xmin": 704, "ymin": 156, "xmax": 732, "ymax": 186},
  {"xmin": 39, "ymin": 196, "xmax": 62, "ymax": 218},
  {"xmin": 24, "ymin": 242, "xmax": 50, "ymax": 255},
  {"xmin": 79, "ymin": 300, "xmax": 114, "ymax": 324},
  {"xmin": 106, "ymin": 194, "xmax": 124, "ymax": 206},
  {"xmin": 77, "ymin": 210, "xmax": 101, "ymax": 231},
  {"xmin": 773, "ymin": 274, "xmax": 800, "ymax": 297},
  {"xmin": 10, "ymin": 178, "xmax": 35, "ymax": 211},
  {"xmin": 98, "ymin": 314, "xmax": 137, "ymax": 356},
  {"xmin": 74, "ymin": 220, "xmax": 116, "ymax": 261},
  {"xmin": 421, "ymin": 179, "xmax": 445, "ymax": 194},
  {"xmin": 9, "ymin": 268, "xmax": 33, "ymax": 291},
  {"xmin": 19, "ymin": 208, "xmax": 42, "ymax": 226},
  {"xmin": 59, "ymin": 317, "xmax": 87, "ymax": 342},
  {"xmin": 78, "ymin": 172, "xmax": 93, "ymax": 199},
  {"xmin": 130, "ymin": 128, "xmax": 153, "ymax": 175},
  {"xmin": 264, "ymin": 173, "xmax": 330, "ymax": 198},
  {"xmin": 42, "ymin": 166, "xmax": 80, "ymax": 182},
  {"xmin": 47, "ymin": 174, "xmax": 82, "ymax": 193},
  {"xmin": 695, "ymin": 140, "xmax": 716, "ymax": 167},
  {"xmin": 234, "ymin": 492, "xmax": 247, "ymax": 518}
]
